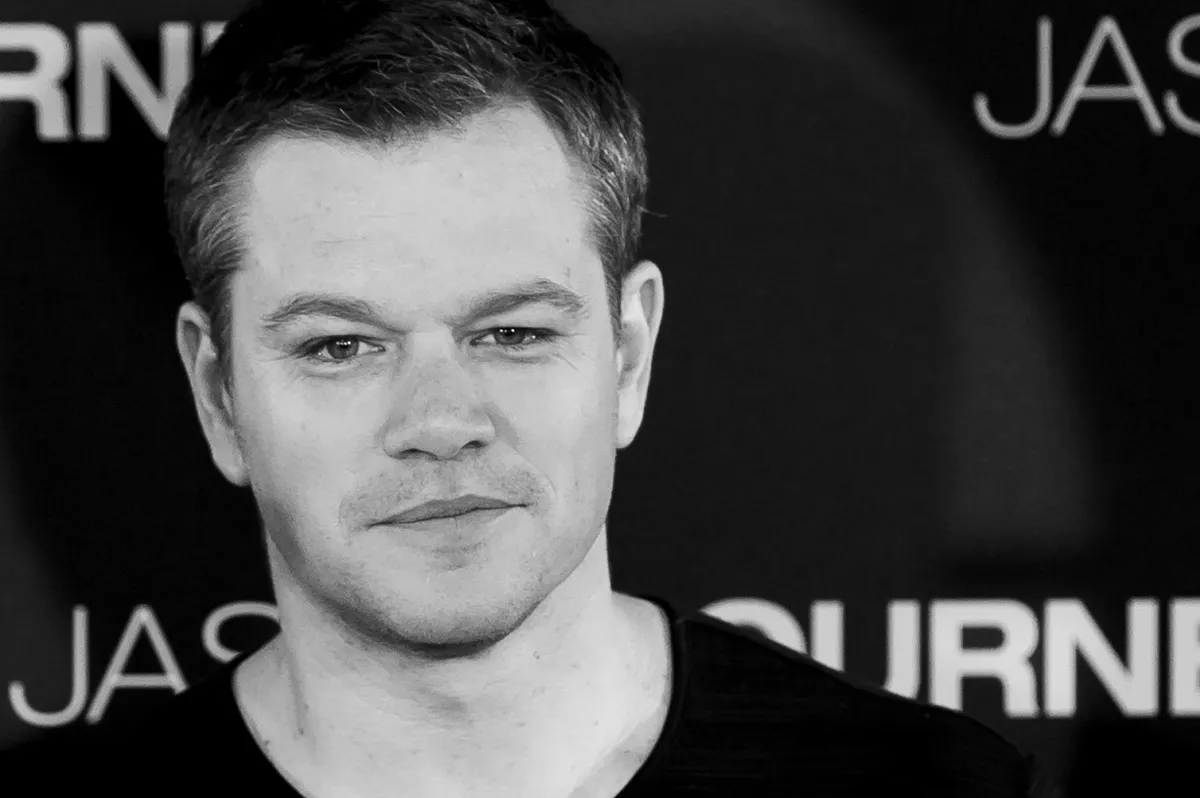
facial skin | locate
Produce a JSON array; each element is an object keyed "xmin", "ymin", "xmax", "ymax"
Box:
[{"xmin": 176, "ymin": 103, "xmax": 666, "ymax": 796}]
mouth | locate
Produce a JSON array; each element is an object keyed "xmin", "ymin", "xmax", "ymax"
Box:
[
  {"xmin": 378, "ymin": 505, "xmax": 516, "ymax": 536},
  {"xmin": 383, "ymin": 494, "xmax": 518, "ymax": 525}
]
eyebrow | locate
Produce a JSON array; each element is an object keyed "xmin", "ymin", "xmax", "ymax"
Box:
[{"xmin": 258, "ymin": 277, "xmax": 591, "ymax": 335}]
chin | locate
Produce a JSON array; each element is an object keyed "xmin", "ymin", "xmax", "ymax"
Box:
[{"xmin": 328, "ymin": 576, "xmax": 549, "ymax": 657}]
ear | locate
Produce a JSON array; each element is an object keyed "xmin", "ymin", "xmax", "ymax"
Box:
[
  {"xmin": 614, "ymin": 261, "xmax": 665, "ymax": 450},
  {"xmin": 175, "ymin": 302, "xmax": 250, "ymax": 487}
]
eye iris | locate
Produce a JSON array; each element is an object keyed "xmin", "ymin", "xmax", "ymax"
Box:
[
  {"xmin": 326, "ymin": 339, "xmax": 359, "ymax": 360},
  {"xmin": 496, "ymin": 329, "xmax": 525, "ymax": 346}
]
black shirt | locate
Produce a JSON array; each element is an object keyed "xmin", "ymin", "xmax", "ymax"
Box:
[{"xmin": 3, "ymin": 594, "xmax": 1054, "ymax": 797}]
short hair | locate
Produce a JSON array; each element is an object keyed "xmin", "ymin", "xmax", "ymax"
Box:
[{"xmin": 164, "ymin": 0, "xmax": 648, "ymax": 382}]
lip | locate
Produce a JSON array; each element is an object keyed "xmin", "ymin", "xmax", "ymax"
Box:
[{"xmin": 381, "ymin": 494, "xmax": 518, "ymax": 525}]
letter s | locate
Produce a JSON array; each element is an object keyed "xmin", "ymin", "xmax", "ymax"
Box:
[{"xmin": 1165, "ymin": 15, "xmax": 1200, "ymax": 135}]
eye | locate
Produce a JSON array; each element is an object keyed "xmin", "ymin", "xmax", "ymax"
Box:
[
  {"xmin": 475, "ymin": 328, "xmax": 557, "ymax": 351},
  {"xmin": 301, "ymin": 336, "xmax": 377, "ymax": 363}
]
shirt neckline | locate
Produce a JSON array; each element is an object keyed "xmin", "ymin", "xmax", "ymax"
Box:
[{"xmin": 221, "ymin": 591, "xmax": 689, "ymax": 797}]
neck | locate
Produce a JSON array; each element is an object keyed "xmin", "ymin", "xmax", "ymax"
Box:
[{"xmin": 236, "ymin": 530, "xmax": 668, "ymax": 798}]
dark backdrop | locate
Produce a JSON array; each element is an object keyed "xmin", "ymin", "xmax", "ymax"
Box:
[{"xmin": 1, "ymin": 1, "xmax": 1197, "ymax": 792}]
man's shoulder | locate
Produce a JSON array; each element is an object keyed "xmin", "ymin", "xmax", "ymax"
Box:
[
  {"xmin": 0, "ymin": 659, "xmax": 270, "ymax": 796},
  {"xmin": 677, "ymin": 611, "xmax": 1057, "ymax": 796},
  {"xmin": 3, "ymin": 720, "xmax": 135, "ymax": 793}
]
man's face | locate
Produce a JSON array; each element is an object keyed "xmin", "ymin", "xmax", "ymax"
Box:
[{"xmin": 220, "ymin": 105, "xmax": 636, "ymax": 649}]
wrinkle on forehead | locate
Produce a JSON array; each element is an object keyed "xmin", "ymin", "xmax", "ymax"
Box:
[
  {"xmin": 244, "ymin": 104, "xmax": 587, "ymax": 221},
  {"xmin": 232, "ymin": 104, "xmax": 605, "ymax": 319}
]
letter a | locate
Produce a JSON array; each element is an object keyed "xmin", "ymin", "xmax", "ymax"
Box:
[
  {"xmin": 86, "ymin": 606, "xmax": 187, "ymax": 723},
  {"xmin": 1052, "ymin": 16, "xmax": 1164, "ymax": 135}
]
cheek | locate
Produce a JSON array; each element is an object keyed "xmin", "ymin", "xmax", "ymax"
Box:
[
  {"xmin": 236, "ymin": 369, "xmax": 368, "ymax": 502},
  {"xmin": 501, "ymin": 356, "xmax": 613, "ymax": 433},
  {"xmin": 498, "ymin": 363, "xmax": 617, "ymax": 491}
]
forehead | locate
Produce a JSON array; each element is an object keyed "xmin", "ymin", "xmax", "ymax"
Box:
[{"xmin": 236, "ymin": 104, "xmax": 600, "ymax": 309}]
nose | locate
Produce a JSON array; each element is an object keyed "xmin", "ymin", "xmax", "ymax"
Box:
[{"xmin": 381, "ymin": 339, "xmax": 497, "ymax": 461}]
